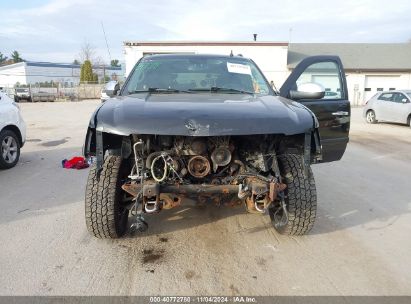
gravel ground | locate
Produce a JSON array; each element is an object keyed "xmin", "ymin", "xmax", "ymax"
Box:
[{"xmin": 0, "ymin": 100, "xmax": 410, "ymax": 296}]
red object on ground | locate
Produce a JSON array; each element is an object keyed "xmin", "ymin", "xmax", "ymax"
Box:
[{"xmin": 63, "ymin": 156, "xmax": 89, "ymax": 169}]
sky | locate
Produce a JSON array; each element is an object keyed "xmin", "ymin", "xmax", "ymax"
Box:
[{"xmin": 0, "ymin": 0, "xmax": 410, "ymax": 63}]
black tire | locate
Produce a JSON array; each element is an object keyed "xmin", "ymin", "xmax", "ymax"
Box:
[
  {"xmin": 269, "ymin": 154, "xmax": 317, "ymax": 235},
  {"xmin": 366, "ymin": 110, "xmax": 377, "ymax": 124},
  {"xmin": 0, "ymin": 129, "xmax": 21, "ymax": 169},
  {"xmin": 14, "ymin": 97, "xmax": 19, "ymax": 103},
  {"xmin": 85, "ymin": 155, "xmax": 129, "ymax": 238}
]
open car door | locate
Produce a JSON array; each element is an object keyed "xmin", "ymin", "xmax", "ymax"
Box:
[{"xmin": 280, "ymin": 56, "xmax": 350, "ymax": 162}]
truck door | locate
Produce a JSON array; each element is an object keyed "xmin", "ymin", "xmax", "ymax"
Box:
[{"xmin": 280, "ymin": 56, "xmax": 350, "ymax": 162}]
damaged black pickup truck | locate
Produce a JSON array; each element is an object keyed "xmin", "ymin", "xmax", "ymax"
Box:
[{"xmin": 83, "ymin": 54, "xmax": 350, "ymax": 238}]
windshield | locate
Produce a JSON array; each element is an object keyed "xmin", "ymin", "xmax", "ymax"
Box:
[
  {"xmin": 16, "ymin": 88, "xmax": 28, "ymax": 92},
  {"xmin": 123, "ymin": 56, "xmax": 272, "ymax": 96}
]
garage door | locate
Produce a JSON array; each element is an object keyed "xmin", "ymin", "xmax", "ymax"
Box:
[{"xmin": 364, "ymin": 75, "xmax": 400, "ymax": 102}]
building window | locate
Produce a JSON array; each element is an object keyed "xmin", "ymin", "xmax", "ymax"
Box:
[
  {"xmin": 364, "ymin": 88, "xmax": 371, "ymax": 91},
  {"xmin": 389, "ymin": 88, "xmax": 396, "ymax": 91},
  {"xmin": 377, "ymin": 88, "xmax": 383, "ymax": 91}
]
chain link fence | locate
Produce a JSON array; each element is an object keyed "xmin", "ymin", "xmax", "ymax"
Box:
[{"xmin": 0, "ymin": 82, "xmax": 106, "ymax": 101}]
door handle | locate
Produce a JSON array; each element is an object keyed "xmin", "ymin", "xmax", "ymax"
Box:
[{"xmin": 332, "ymin": 111, "xmax": 349, "ymax": 116}]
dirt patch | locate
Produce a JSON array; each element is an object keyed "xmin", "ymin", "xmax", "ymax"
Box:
[
  {"xmin": 229, "ymin": 284, "xmax": 240, "ymax": 295},
  {"xmin": 142, "ymin": 248, "xmax": 165, "ymax": 264},
  {"xmin": 255, "ymin": 257, "xmax": 266, "ymax": 267},
  {"xmin": 185, "ymin": 270, "xmax": 195, "ymax": 280},
  {"xmin": 41, "ymin": 138, "xmax": 69, "ymax": 147}
]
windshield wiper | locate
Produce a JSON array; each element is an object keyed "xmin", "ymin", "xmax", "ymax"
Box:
[
  {"xmin": 211, "ymin": 87, "xmax": 254, "ymax": 95},
  {"xmin": 128, "ymin": 87, "xmax": 192, "ymax": 94},
  {"xmin": 189, "ymin": 87, "xmax": 254, "ymax": 95}
]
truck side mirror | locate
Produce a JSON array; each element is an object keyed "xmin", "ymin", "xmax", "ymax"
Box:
[{"xmin": 289, "ymin": 82, "xmax": 325, "ymax": 100}]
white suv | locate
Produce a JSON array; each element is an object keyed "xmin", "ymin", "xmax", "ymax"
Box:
[{"xmin": 0, "ymin": 92, "xmax": 26, "ymax": 169}]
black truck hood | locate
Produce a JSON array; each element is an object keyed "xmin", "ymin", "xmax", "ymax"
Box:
[{"xmin": 93, "ymin": 93, "xmax": 316, "ymax": 136}]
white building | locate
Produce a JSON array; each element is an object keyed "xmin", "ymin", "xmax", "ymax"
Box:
[
  {"xmin": 123, "ymin": 41, "xmax": 411, "ymax": 105},
  {"xmin": 0, "ymin": 61, "xmax": 123, "ymax": 88}
]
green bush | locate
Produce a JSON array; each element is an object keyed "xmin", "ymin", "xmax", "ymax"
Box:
[{"xmin": 80, "ymin": 60, "xmax": 94, "ymax": 83}]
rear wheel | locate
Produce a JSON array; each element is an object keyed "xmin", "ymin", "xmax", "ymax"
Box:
[
  {"xmin": 85, "ymin": 155, "xmax": 129, "ymax": 238},
  {"xmin": 0, "ymin": 130, "xmax": 20, "ymax": 169},
  {"xmin": 366, "ymin": 110, "xmax": 377, "ymax": 124},
  {"xmin": 269, "ymin": 154, "xmax": 317, "ymax": 235}
]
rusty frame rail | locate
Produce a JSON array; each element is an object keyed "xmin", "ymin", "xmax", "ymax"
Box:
[{"xmin": 122, "ymin": 182, "xmax": 240, "ymax": 197}]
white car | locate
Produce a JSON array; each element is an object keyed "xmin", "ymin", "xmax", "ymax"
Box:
[
  {"xmin": 100, "ymin": 81, "xmax": 119, "ymax": 102},
  {"xmin": 100, "ymin": 89, "xmax": 110, "ymax": 102},
  {"xmin": 363, "ymin": 90, "xmax": 411, "ymax": 127},
  {"xmin": 0, "ymin": 92, "xmax": 26, "ymax": 169}
]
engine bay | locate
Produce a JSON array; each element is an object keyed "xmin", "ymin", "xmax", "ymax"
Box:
[{"xmin": 121, "ymin": 134, "xmax": 287, "ymax": 215}]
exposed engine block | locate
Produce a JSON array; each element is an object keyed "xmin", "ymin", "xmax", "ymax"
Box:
[
  {"xmin": 124, "ymin": 134, "xmax": 286, "ymax": 214},
  {"xmin": 145, "ymin": 136, "xmax": 234, "ymax": 182}
]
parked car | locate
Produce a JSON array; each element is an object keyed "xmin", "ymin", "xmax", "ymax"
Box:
[
  {"xmin": 32, "ymin": 91, "xmax": 56, "ymax": 102},
  {"xmin": 0, "ymin": 92, "xmax": 26, "ymax": 169},
  {"xmin": 14, "ymin": 88, "xmax": 32, "ymax": 103},
  {"xmin": 101, "ymin": 81, "xmax": 119, "ymax": 102},
  {"xmin": 83, "ymin": 54, "xmax": 350, "ymax": 239},
  {"xmin": 363, "ymin": 90, "xmax": 411, "ymax": 127},
  {"xmin": 14, "ymin": 88, "xmax": 57, "ymax": 103}
]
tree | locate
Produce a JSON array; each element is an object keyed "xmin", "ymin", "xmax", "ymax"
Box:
[
  {"xmin": 80, "ymin": 60, "xmax": 94, "ymax": 83},
  {"xmin": 73, "ymin": 59, "xmax": 80, "ymax": 65},
  {"xmin": 0, "ymin": 52, "xmax": 8, "ymax": 65},
  {"xmin": 102, "ymin": 75, "xmax": 111, "ymax": 83},
  {"xmin": 78, "ymin": 41, "xmax": 96, "ymax": 63},
  {"xmin": 110, "ymin": 59, "xmax": 120, "ymax": 67},
  {"xmin": 11, "ymin": 51, "xmax": 23, "ymax": 63}
]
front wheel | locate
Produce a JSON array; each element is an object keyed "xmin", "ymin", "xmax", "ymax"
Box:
[
  {"xmin": 366, "ymin": 110, "xmax": 377, "ymax": 124},
  {"xmin": 85, "ymin": 155, "xmax": 130, "ymax": 238},
  {"xmin": 0, "ymin": 130, "xmax": 21, "ymax": 169},
  {"xmin": 269, "ymin": 154, "xmax": 317, "ymax": 235}
]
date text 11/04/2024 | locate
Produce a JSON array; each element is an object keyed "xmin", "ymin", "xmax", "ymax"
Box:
[{"xmin": 149, "ymin": 296, "xmax": 257, "ymax": 303}]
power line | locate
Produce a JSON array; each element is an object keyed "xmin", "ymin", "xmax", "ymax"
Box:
[{"xmin": 101, "ymin": 21, "xmax": 112, "ymax": 62}]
